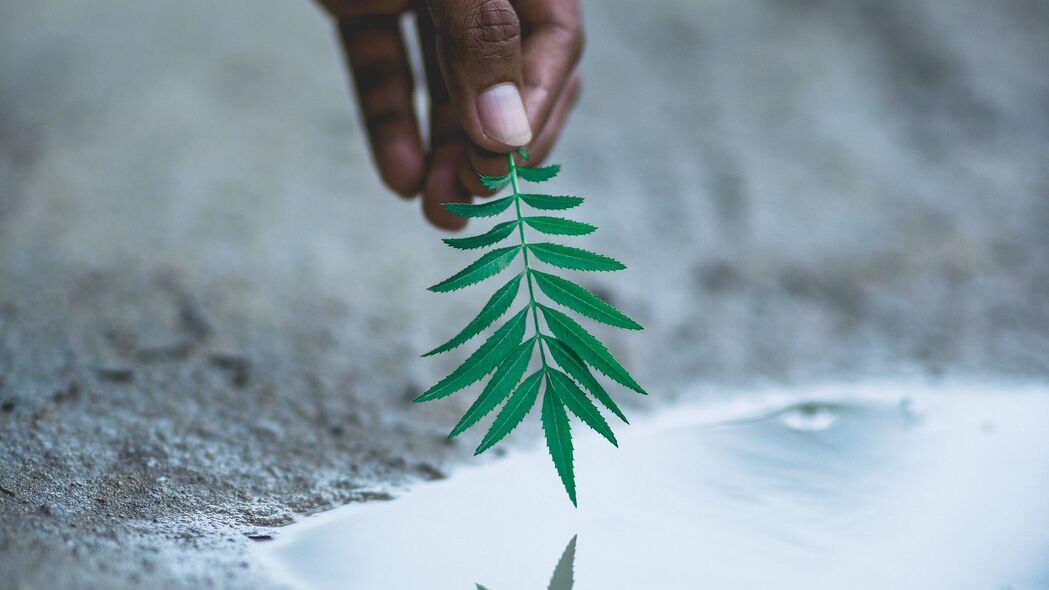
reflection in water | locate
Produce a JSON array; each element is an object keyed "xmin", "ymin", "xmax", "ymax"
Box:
[
  {"xmin": 477, "ymin": 535, "xmax": 576, "ymax": 590},
  {"xmin": 255, "ymin": 383, "xmax": 1049, "ymax": 590}
]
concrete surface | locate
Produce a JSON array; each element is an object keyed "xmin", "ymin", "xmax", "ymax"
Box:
[{"xmin": 1, "ymin": 0, "xmax": 1047, "ymax": 587}]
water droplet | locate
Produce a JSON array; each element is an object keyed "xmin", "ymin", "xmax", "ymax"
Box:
[{"xmin": 780, "ymin": 403, "xmax": 837, "ymax": 431}]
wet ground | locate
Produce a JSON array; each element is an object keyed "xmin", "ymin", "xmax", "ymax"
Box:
[
  {"xmin": 2, "ymin": 0, "xmax": 1048, "ymax": 588},
  {"xmin": 257, "ymin": 382, "xmax": 1049, "ymax": 590}
]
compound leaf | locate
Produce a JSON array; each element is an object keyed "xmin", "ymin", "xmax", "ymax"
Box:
[
  {"xmin": 517, "ymin": 164, "xmax": 561, "ymax": 183},
  {"xmin": 540, "ymin": 305, "xmax": 645, "ymax": 395},
  {"xmin": 520, "ymin": 194, "xmax": 584, "ymax": 210},
  {"xmin": 529, "ymin": 243, "xmax": 625, "ymax": 272},
  {"xmin": 424, "ymin": 155, "xmax": 645, "ymax": 506},
  {"xmin": 480, "ymin": 174, "xmax": 511, "ymax": 191},
  {"xmin": 475, "ymin": 369, "xmax": 544, "ymax": 454},
  {"xmin": 533, "ymin": 271, "xmax": 642, "ymax": 330},
  {"xmin": 442, "ymin": 221, "xmax": 518, "ymax": 250},
  {"xmin": 542, "ymin": 385, "xmax": 576, "ymax": 506},
  {"xmin": 523, "ymin": 216, "xmax": 596, "ymax": 236},
  {"xmin": 415, "ymin": 308, "xmax": 528, "ymax": 403},
  {"xmin": 545, "ymin": 336, "xmax": 627, "ymax": 423},
  {"xmin": 548, "ymin": 368, "xmax": 617, "ymax": 447},
  {"xmin": 446, "ymin": 196, "xmax": 514, "ymax": 218},
  {"xmin": 449, "ymin": 338, "xmax": 535, "ymax": 438},
  {"xmin": 423, "ymin": 273, "xmax": 522, "ymax": 357},
  {"xmin": 429, "ymin": 246, "xmax": 521, "ymax": 292}
]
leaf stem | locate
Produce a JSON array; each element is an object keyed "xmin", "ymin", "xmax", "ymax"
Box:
[{"xmin": 508, "ymin": 153, "xmax": 548, "ymax": 369}]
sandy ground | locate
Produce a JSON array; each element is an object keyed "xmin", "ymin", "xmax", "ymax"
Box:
[{"xmin": 1, "ymin": 0, "xmax": 1047, "ymax": 587}]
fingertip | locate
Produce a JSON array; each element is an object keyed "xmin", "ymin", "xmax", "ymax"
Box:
[
  {"xmin": 457, "ymin": 158, "xmax": 497, "ymax": 198},
  {"xmin": 423, "ymin": 143, "xmax": 470, "ymax": 230},
  {"xmin": 476, "ymin": 83, "xmax": 533, "ymax": 148},
  {"xmin": 378, "ymin": 136, "xmax": 425, "ymax": 198},
  {"xmin": 423, "ymin": 194, "xmax": 469, "ymax": 231}
]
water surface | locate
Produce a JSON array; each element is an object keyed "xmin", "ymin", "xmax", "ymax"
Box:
[{"xmin": 255, "ymin": 382, "xmax": 1049, "ymax": 589}]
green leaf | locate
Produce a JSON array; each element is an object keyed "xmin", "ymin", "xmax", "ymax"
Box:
[
  {"xmin": 429, "ymin": 246, "xmax": 521, "ymax": 292},
  {"xmin": 423, "ymin": 274, "xmax": 522, "ymax": 357},
  {"xmin": 545, "ymin": 336, "xmax": 628, "ymax": 423},
  {"xmin": 445, "ymin": 196, "xmax": 513, "ymax": 218},
  {"xmin": 542, "ymin": 385, "xmax": 576, "ymax": 506},
  {"xmin": 533, "ymin": 271, "xmax": 642, "ymax": 330},
  {"xmin": 480, "ymin": 174, "xmax": 511, "ymax": 191},
  {"xmin": 517, "ymin": 164, "xmax": 561, "ymax": 183},
  {"xmin": 449, "ymin": 338, "xmax": 535, "ymax": 438},
  {"xmin": 516, "ymin": 147, "xmax": 530, "ymax": 161},
  {"xmin": 540, "ymin": 305, "xmax": 646, "ymax": 395},
  {"xmin": 442, "ymin": 221, "xmax": 518, "ymax": 250},
  {"xmin": 523, "ymin": 216, "xmax": 596, "ymax": 236},
  {"xmin": 528, "ymin": 243, "xmax": 625, "ymax": 272},
  {"xmin": 547, "ymin": 368, "xmax": 617, "ymax": 447},
  {"xmin": 519, "ymin": 194, "xmax": 584, "ymax": 210},
  {"xmin": 415, "ymin": 308, "xmax": 528, "ymax": 403},
  {"xmin": 475, "ymin": 369, "xmax": 544, "ymax": 454}
]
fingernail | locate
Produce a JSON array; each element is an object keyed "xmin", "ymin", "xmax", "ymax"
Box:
[{"xmin": 477, "ymin": 83, "xmax": 532, "ymax": 147}]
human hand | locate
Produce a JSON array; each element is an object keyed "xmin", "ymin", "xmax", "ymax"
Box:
[{"xmin": 317, "ymin": 0, "xmax": 583, "ymax": 229}]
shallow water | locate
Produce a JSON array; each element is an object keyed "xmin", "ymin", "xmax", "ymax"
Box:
[{"xmin": 255, "ymin": 383, "xmax": 1049, "ymax": 590}]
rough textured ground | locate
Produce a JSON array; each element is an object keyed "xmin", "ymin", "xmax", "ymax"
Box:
[{"xmin": 1, "ymin": 0, "xmax": 1047, "ymax": 588}]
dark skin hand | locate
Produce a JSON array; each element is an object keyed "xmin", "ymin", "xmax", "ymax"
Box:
[{"xmin": 317, "ymin": 0, "xmax": 584, "ymax": 229}]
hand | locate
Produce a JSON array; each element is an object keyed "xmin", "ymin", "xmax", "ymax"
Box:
[{"xmin": 317, "ymin": 0, "xmax": 584, "ymax": 229}]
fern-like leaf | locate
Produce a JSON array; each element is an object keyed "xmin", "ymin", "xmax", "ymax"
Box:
[
  {"xmin": 442, "ymin": 221, "xmax": 518, "ymax": 250},
  {"xmin": 415, "ymin": 308, "xmax": 528, "ymax": 402},
  {"xmin": 423, "ymin": 156, "xmax": 644, "ymax": 505},
  {"xmin": 520, "ymin": 194, "xmax": 584, "ymax": 210},
  {"xmin": 540, "ymin": 304, "xmax": 646, "ymax": 395},
  {"xmin": 423, "ymin": 273, "xmax": 522, "ymax": 357},
  {"xmin": 542, "ymin": 385, "xmax": 576, "ymax": 506},
  {"xmin": 445, "ymin": 196, "xmax": 514, "ymax": 218},
  {"xmin": 475, "ymin": 369, "xmax": 544, "ymax": 454},
  {"xmin": 528, "ymin": 243, "xmax": 626, "ymax": 272},
  {"xmin": 547, "ymin": 368, "xmax": 617, "ymax": 447},
  {"xmin": 533, "ymin": 271, "xmax": 642, "ymax": 330},
  {"xmin": 517, "ymin": 164, "xmax": 561, "ymax": 183},
  {"xmin": 545, "ymin": 336, "xmax": 628, "ymax": 423},
  {"xmin": 523, "ymin": 216, "xmax": 596, "ymax": 236},
  {"xmin": 449, "ymin": 338, "xmax": 535, "ymax": 438},
  {"xmin": 429, "ymin": 246, "xmax": 520, "ymax": 292}
]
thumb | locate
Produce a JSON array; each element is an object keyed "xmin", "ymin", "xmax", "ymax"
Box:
[{"xmin": 427, "ymin": 0, "xmax": 532, "ymax": 150}]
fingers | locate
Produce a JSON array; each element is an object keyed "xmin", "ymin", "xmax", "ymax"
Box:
[
  {"xmin": 425, "ymin": 0, "xmax": 532, "ymax": 150},
  {"xmin": 457, "ymin": 72, "xmax": 581, "ymax": 194},
  {"xmin": 515, "ymin": 0, "xmax": 584, "ymax": 136},
  {"xmin": 522, "ymin": 72, "xmax": 582, "ymax": 163},
  {"xmin": 423, "ymin": 143, "xmax": 471, "ymax": 230},
  {"xmin": 417, "ymin": 7, "xmax": 472, "ymax": 230},
  {"xmin": 438, "ymin": 0, "xmax": 582, "ymax": 197},
  {"xmin": 338, "ymin": 13, "xmax": 424, "ymax": 197}
]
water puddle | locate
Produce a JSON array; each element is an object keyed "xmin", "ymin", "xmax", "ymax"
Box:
[{"xmin": 254, "ymin": 382, "xmax": 1049, "ymax": 589}]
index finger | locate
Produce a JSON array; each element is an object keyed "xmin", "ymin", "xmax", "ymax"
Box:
[{"xmin": 515, "ymin": 0, "xmax": 584, "ymax": 135}]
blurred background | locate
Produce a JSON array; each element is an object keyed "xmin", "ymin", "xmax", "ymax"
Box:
[{"xmin": 2, "ymin": 0, "xmax": 1047, "ymax": 587}]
